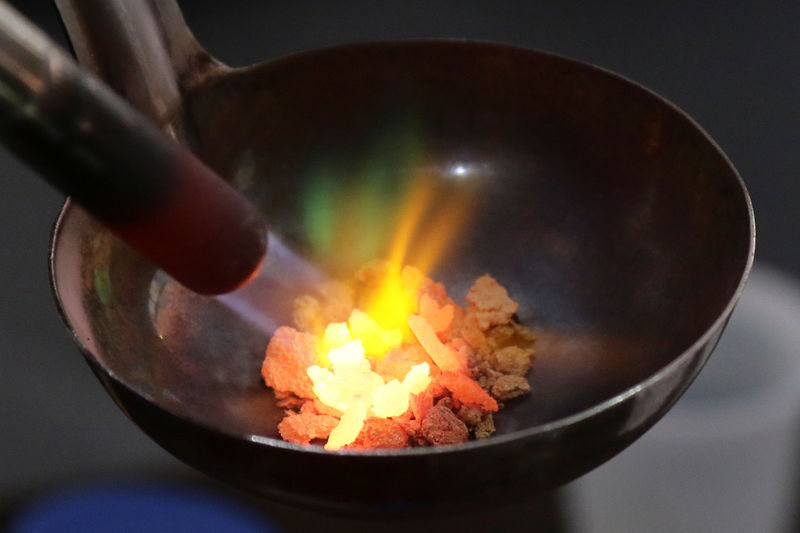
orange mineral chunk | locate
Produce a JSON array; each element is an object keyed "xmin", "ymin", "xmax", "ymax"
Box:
[
  {"xmin": 451, "ymin": 308, "xmax": 488, "ymax": 353},
  {"xmin": 262, "ymin": 326, "xmax": 318, "ymax": 398},
  {"xmin": 466, "ymin": 274, "xmax": 519, "ymax": 330},
  {"xmin": 350, "ymin": 417, "xmax": 409, "ymax": 449},
  {"xmin": 263, "ymin": 260, "xmax": 534, "ymax": 450},
  {"xmin": 408, "ymin": 314, "xmax": 468, "ymax": 374},
  {"xmin": 410, "ymin": 389, "xmax": 435, "ymax": 421},
  {"xmin": 278, "ymin": 410, "xmax": 339, "ymax": 445},
  {"xmin": 437, "ymin": 371, "xmax": 499, "ymax": 412},
  {"xmin": 374, "ymin": 345, "xmax": 435, "ymax": 382},
  {"xmin": 274, "ymin": 390, "xmax": 305, "ymax": 410},
  {"xmin": 420, "ymin": 278, "xmax": 456, "ymax": 308},
  {"xmin": 419, "ymin": 292, "xmax": 454, "ymax": 334},
  {"xmin": 446, "ymin": 337, "xmax": 474, "ymax": 364}
]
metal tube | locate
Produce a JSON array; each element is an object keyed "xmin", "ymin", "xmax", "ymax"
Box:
[
  {"xmin": 55, "ymin": 0, "xmax": 213, "ymax": 142},
  {"xmin": 0, "ymin": 2, "xmax": 266, "ymax": 294}
]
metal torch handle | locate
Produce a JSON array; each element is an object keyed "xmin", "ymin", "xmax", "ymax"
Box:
[
  {"xmin": 55, "ymin": 0, "xmax": 217, "ymax": 143},
  {"xmin": 0, "ymin": 1, "xmax": 266, "ymax": 294}
]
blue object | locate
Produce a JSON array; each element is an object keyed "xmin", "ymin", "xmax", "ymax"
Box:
[{"xmin": 9, "ymin": 483, "xmax": 280, "ymax": 533}]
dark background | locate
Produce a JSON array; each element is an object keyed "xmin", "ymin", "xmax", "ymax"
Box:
[{"xmin": 1, "ymin": 1, "xmax": 796, "ymax": 531}]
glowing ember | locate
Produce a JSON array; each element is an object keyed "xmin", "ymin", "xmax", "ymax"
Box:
[
  {"xmin": 408, "ymin": 313, "xmax": 467, "ymax": 374},
  {"xmin": 263, "ymin": 264, "xmax": 536, "ymax": 450},
  {"xmin": 262, "ymin": 120, "xmax": 531, "ymax": 449}
]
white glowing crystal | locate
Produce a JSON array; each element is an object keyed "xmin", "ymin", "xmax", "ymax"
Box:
[
  {"xmin": 325, "ymin": 401, "xmax": 368, "ymax": 451},
  {"xmin": 307, "ymin": 326, "xmax": 431, "ymax": 450},
  {"xmin": 328, "ymin": 339, "xmax": 368, "ymax": 367},
  {"xmin": 371, "ymin": 380, "xmax": 408, "ymax": 418},
  {"xmin": 320, "ymin": 322, "xmax": 352, "ymax": 354},
  {"xmin": 403, "ymin": 362, "xmax": 431, "ymax": 394}
]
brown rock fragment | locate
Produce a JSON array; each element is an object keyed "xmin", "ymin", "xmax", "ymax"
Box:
[
  {"xmin": 466, "ymin": 274, "xmax": 519, "ymax": 330},
  {"xmin": 474, "ymin": 362, "xmax": 504, "ymax": 391},
  {"xmin": 474, "ymin": 414, "xmax": 496, "ymax": 439},
  {"xmin": 456, "ymin": 405, "xmax": 484, "ymax": 427},
  {"xmin": 485, "ymin": 324, "xmax": 516, "ymax": 351},
  {"xmin": 486, "ymin": 322, "xmax": 537, "ymax": 352},
  {"xmin": 491, "ymin": 374, "xmax": 531, "ymax": 401},
  {"xmin": 510, "ymin": 322, "xmax": 536, "ymax": 343},
  {"xmin": 492, "ymin": 345, "xmax": 533, "ymax": 376},
  {"xmin": 421, "ymin": 404, "xmax": 469, "ymax": 445}
]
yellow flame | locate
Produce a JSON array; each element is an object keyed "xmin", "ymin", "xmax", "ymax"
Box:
[
  {"xmin": 365, "ymin": 272, "xmax": 418, "ymax": 335},
  {"xmin": 348, "ymin": 309, "xmax": 402, "ymax": 357},
  {"xmin": 406, "ymin": 187, "xmax": 474, "ymax": 275},
  {"xmin": 386, "ymin": 174, "xmax": 436, "ymax": 269},
  {"xmin": 365, "ymin": 173, "xmax": 476, "ymax": 329},
  {"xmin": 305, "ymin": 135, "xmax": 479, "ymax": 449}
]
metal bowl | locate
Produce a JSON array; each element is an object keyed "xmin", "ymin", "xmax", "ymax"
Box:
[{"xmin": 49, "ymin": 35, "xmax": 753, "ymax": 512}]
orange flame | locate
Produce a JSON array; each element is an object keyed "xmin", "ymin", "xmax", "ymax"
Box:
[{"xmin": 366, "ymin": 172, "xmax": 476, "ymax": 331}]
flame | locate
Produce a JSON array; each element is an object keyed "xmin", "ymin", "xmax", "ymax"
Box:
[
  {"xmin": 364, "ymin": 172, "xmax": 475, "ymax": 333},
  {"xmin": 347, "ymin": 309, "xmax": 402, "ymax": 357},
  {"xmin": 405, "ymin": 184, "xmax": 475, "ymax": 275},
  {"xmin": 300, "ymin": 114, "xmax": 480, "ymax": 449},
  {"xmin": 305, "ymin": 169, "xmax": 476, "ymax": 448},
  {"xmin": 302, "ymin": 111, "xmax": 478, "ymax": 278},
  {"xmin": 366, "ymin": 267, "xmax": 415, "ymax": 332}
]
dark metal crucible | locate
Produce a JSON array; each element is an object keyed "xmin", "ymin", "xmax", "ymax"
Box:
[{"xmin": 49, "ymin": 0, "xmax": 753, "ymax": 513}]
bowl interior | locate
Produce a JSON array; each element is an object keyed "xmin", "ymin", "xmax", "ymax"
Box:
[{"xmin": 51, "ymin": 42, "xmax": 752, "ymax": 447}]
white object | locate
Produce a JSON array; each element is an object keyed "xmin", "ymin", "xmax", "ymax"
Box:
[{"xmin": 568, "ymin": 263, "xmax": 800, "ymax": 533}]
